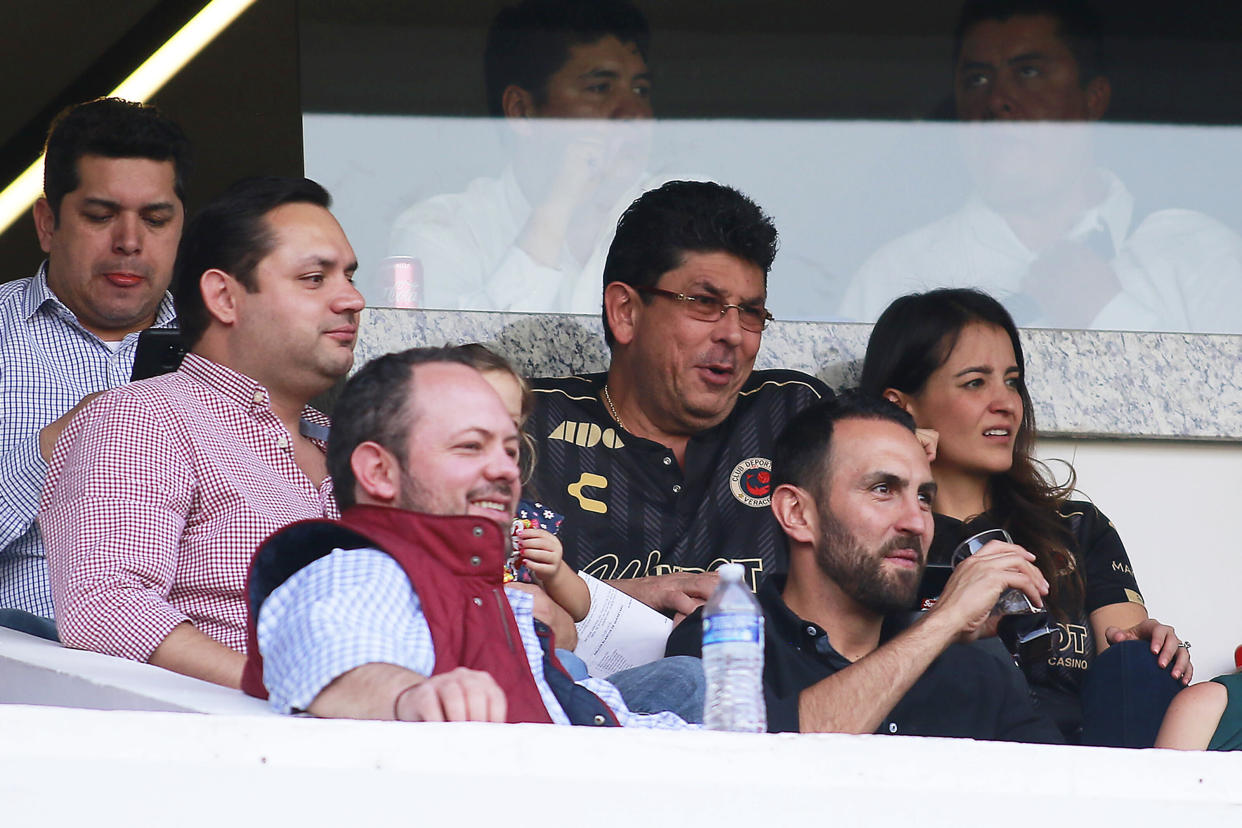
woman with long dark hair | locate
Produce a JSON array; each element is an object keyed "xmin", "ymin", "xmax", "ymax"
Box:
[{"xmin": 860, "ymin": 288, "xmax": 1190, "ymax": 745}]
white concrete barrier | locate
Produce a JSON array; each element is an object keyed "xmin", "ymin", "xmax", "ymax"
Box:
[
  {"xmin": 1, "ymin": 703, "xmax": 1240, "ymax": 826},
  {"xmin": 0, "ymin": 626, "xmax": 268, "ymax": 715},
  {"xmin": 3, "ymin": 627, "xmax": 1241, "ymax": 825}
]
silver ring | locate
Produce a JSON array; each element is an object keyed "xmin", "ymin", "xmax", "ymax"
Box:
[{"xmin": 1177, "ymin": 641, "xmax": 1191, "ymax": 649}]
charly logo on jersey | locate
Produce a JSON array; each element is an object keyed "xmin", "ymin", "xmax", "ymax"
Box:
[
  {"xmin": 548, "ymin": 420, "xmax": 624, "ymax": 449},
  {"xmin": 567, "ymin": 473, "xmax": 608, "ymax": 514},
  {"xmin": 729, "ymin": 457, "xmax": 772, "ymax": 508}
]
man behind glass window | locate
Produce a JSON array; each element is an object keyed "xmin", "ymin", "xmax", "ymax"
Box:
[
  {"xmin": 0, "ymin": 98, "xmax": 189, "ymax": 639},
  {"xmin": 389, "ymin": 0, "xmax": 676, "ymax": 314},
  {"xmin": 843, "ymin": 0, "xmax": 1242, "ymax": 333}
]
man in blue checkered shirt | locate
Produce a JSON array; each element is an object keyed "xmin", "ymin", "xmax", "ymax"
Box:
[
  {"xmin": 243, "ymin": 347, "xmax": 696, "ymax": 727},
  {"xmin": 0, "ymin": 98, "xmax": 189, "ymax": 637}
]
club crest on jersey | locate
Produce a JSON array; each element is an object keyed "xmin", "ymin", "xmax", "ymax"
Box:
[{"xmin": 729, "ymin": 457, "xmax": 772, "ymax": 508}]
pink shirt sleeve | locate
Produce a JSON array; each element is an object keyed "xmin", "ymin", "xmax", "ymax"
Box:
[{"xmin": 41, "ymin": 387, "xmax": 196, "ymax": 661}]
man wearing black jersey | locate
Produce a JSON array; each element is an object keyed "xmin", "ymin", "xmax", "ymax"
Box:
[{"xmin": 528, "ymin": 181, "xmax": 828, "ymax": 616}]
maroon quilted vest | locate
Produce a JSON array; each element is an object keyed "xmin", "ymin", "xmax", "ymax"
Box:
[{"xmin": 241, "ymin": 504, "xmax": 554, "ymax": 723}]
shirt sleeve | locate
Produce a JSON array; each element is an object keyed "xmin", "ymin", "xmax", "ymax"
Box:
[
  {"xmin": 257, "ymin": 548, "xmax": 434, "ymax": 714},
  {"xmin": 40, "ymin": 389, "xmax": 197, "ymax": 659},
  {"xmin": 1063, "ymin": 502, "xmax": 1144, "ymax": 612},
  {"xmin": 0, "ymin": 430, "xmax": 48, "ymax": 551}
]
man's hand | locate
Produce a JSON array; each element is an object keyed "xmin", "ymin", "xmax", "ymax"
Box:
[
  {"xmin": 38, "ymin": 392, "xmax": 103, "ymax": 462},
  {"xmin": 394, "ymin": 667, "xmax": 508, "ymax": 723},
  {"xmin": 1106, "ymin": 618, "xmax": 1193, "ymax": 684},
  {"xmin": 507, "ymin": 581, "xmax": 578, "ymax": 649},
  {"xmin": 1023, "ymin": 240, "xmax": 1120, "ymax": 328},
  {"xmin": 606, "ymin": 572, "xmax": 720, "ymax": 621},
  {"xmin": 927, "ymin": 540, "xmax": 1048, "ymax": 643}
]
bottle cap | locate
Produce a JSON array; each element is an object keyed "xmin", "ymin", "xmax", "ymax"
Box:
[{"xmin": 717, "ymin": 562, "xmax": 744, "ymax": 582}]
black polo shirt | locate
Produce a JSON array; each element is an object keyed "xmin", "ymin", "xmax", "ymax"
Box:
[
  {"xmin": 666, "ymin": 575, "xmax": 1063, "ymax": 742},
  {"xmin": 528, "ymin": 369, "xmax": 828, "ymax": 587}
]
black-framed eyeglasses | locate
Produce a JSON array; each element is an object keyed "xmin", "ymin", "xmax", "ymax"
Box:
[{"xmin": 632, "ymin": 286, "xmax": 774, "ymax": 332}]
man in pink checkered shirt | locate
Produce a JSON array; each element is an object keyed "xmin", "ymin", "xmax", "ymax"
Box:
[{"xmin": 39, "ymin": 176, "xmax": 364, "ymax": 688}]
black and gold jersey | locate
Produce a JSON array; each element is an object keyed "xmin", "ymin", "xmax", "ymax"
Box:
[
  {"xmin": 528, "ymin": 369, "xmax": 829, "ymax": 590},
  {"xmin": 931, "ymin": 502, "xmax": 1145, "ymax": 743}
]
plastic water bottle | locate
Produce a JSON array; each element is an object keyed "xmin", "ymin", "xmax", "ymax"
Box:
[{"xmin": 702, "ymin": 563, "xmax": 766, "ymax": 732}]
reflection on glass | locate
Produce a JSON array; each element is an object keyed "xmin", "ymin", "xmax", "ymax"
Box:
[
  {"xmin": 303, "ymin": 0, "xmax": 1242, "ymax": 334},
  {"xmin": 387, "ymin": 119, "xmax": 670, "ymax": 313},
  {"xmin": 385, "ymin": 0, "xmax": 683, "ymax": 314},
  {"xmin": 843, "ymin": 3, "xmax": 1242, "ymax": 333}
]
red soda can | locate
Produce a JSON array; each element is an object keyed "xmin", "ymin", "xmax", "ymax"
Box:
[{"xmin": 384, "ymin": 256, "xmax": 423, "ymax": 308}]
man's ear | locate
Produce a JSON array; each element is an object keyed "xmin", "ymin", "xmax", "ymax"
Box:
[
  {"xmin": 502, "ymin": 84, "xmax": 539, "ymax": 136},
  {"xmin": 33, "ymin": 198, "xmax": 56, "ymax": 254},
  {"xmin": 350, "ymin": 441, "xmax": 401, "ymax": 505},
  {"xmin": 199, "ymin": 269, "xmax": 241, "ymax": 327},
  {"xmin": 603, "ymin": 282, "xmax": 640, "ymax": 346},
  {"xmin": 1084, "ymin": 75, "xmax": 1111, "ymax": 121},
  {"xmin": 770, "ymin": 483, "xmax": 818, "ymax": 546}
]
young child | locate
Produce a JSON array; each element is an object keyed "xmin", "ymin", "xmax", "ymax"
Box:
[{"xmin": 455, "ymin": 344, "xmax": 591, "ymax": 623}]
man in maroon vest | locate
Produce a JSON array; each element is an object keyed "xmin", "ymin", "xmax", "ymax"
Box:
[{"xmin": 241, "ymin": 346, "xmax": 693, "ymax": 726}]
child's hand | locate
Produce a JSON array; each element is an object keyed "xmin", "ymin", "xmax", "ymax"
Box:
[{"xmin": 515, "ymin": 527, "xmax": 564, "ymax": 581}]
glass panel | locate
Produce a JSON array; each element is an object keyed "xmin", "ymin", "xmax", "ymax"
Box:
[{"xmin": 300, "ymin": 1, "xmax": 1242, "ymax": 333}]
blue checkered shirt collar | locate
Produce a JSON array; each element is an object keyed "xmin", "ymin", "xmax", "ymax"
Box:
[{"xmin": 21, "ymin": 260, "xmax": 177, "ymax": 333}]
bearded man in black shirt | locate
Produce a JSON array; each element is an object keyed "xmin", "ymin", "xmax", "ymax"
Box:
[
  {"xmin": 668, "ymin": 392, "xmax": 1062, "ymax": 740},
  {"xmin": 528, "ymin": 181, "xmax": 828, "ymax": 617}
]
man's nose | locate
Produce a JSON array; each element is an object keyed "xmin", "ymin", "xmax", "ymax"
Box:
[
  {"xmin": 895, "ymin": 494, "xmax": 929, "ymax": 537},
  {"xmin": 711, "ymin": 305, "xmax": 747, "ymax": 345},
  {"xmin": 112, "ymin": 213, "xmax": 142, "ymax": 255},
  {"xmin": 490, "ymin": 447, "xmax": 521, "ymax": 484},
  {"xmin": 985, "ymin": 79, "xmax": 1021, "ymax": 120},
  {"xmin": 333, "ymin": 277, "xmax": 366, "ymax": 313}
]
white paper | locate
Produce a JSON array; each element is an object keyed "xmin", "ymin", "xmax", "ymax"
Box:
[{"xmin": 572, "ymin": 572, "xmax": 674, "ymax": 678}]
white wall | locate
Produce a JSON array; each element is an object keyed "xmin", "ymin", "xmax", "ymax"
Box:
[
  {"xmin": 1038, "ymin": 439, "xmax": 1242, "ymax": 679},
  {"xmin": 2, "ymin": 704, "xmax": 1240, "ymax": 827}
]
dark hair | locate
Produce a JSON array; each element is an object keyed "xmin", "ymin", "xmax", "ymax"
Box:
[
  {"xmin": 601, "ymin": 180, "xmax": 778, "ymax": 346},
  {"xmin": 772, "ymin": 390, "xmax": 917, "ymax": 498},
  {"xmin": 328, "ymin": 347, "xmax": 477, "ymax": 510},
  {"xmin": 173, "ymin": 177, "xmax": 331, "ymax": 347},
  {"xmin": 953, "ymin": 0, "xmax": 1106, "ymax": 84},
  {"xmin": 859, "ymin": 288, "xmax": 1082, "ymax": 618},
  {"xmin": 43, "ymin": 97, "xmax": 192, "ymax": 221},
  {"xmin": 451, "ymin": 343, "xmax": 539, "ymax": 485},
  {"xmin": 484, "ymin": 0, "xmax": 650, "ymax": 117}
]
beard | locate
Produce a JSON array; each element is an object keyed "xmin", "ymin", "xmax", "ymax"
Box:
[
  {"xmin": 814, "ymin": 511, "xmax": 925, "ymax": 615},
  {"xmin": 395, "ymin": 467, "xmax": 515, "ymax": 528}
]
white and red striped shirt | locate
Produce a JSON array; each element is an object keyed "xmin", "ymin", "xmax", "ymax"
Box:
[{"xmin": 40, "ymin": 354, "xmax": 337, "ymax": 660}]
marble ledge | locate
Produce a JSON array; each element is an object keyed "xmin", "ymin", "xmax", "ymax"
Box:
[{"xmin": 357, "ymin": 308, "xmax": 1242, "ymax": 442}]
